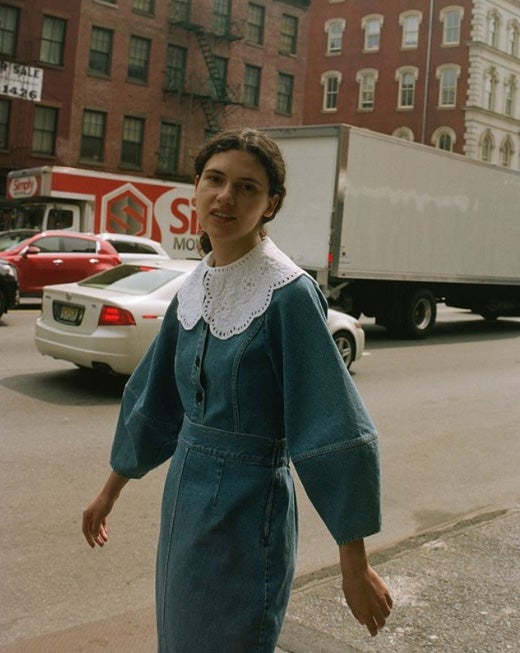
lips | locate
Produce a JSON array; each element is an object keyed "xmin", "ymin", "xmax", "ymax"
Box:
[{"xmin": 211, "ymin": 210, "xmax": 236, "ymax": 223}]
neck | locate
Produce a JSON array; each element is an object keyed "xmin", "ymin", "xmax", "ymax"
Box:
[{"xmin": 211, "ymin": 236, "xmax": 262, "ymax": 267}]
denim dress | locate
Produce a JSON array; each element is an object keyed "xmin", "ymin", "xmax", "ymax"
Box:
[{"xmin": 110, "ymin": 239, "xmax": 381, "ymax": 653}]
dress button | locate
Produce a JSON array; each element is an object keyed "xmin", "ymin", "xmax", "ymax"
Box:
[{"xmin": 195, "ymin": 391, "xmax": 203, "ymax": 402}]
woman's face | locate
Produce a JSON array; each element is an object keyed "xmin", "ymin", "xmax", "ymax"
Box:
[{"xmin": 194, "ymin": 149, "xmax": 279, "ymax": 262}]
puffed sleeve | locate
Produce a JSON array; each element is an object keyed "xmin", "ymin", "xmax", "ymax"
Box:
[
  {"xmin": 266, "ymin": 276, "xmax": 381, "ymax": 545},
  {"xmin": 110, "ymin": 297, "xmax": 184, "ymax": 478}
]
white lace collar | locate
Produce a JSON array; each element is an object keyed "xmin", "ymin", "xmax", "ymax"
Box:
[{"xmin": 177, "ymin": 238, "xmax": 304, "ymax": 340}]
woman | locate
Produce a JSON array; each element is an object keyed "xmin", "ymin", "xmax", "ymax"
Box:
[{"xmin": 82, "ymin": 129, "xmax": 392, "ymax": 652}]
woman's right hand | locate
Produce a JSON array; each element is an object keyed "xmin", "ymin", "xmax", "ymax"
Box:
[{"xmin": 82, "ymin": 471, "xmax": 130, "ymax": 548}]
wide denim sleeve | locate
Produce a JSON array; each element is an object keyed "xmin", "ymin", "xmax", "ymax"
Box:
[
  {"xmin": 267, "ymin": 277, "xmax": 381, "ymax": 545},
  {"xmin": 110, "ymin": 298, "xmax": 184, "ymax": 479}
]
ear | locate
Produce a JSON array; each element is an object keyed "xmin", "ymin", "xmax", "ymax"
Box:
[{"xmin": 263, "ymin": 194, "xmax": 280, "ymax": 219}]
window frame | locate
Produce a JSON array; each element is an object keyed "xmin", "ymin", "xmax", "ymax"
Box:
[
  {"xmin": 362, "ymin": 15, "xmax": 383, "ymax": 52},
  {"xmin": 32, "ymin": 105, "xmax": 58, "ymax": 155},
  {"xmin": 487, "ymin": 11, "xmax": 500, "ymax": 49},
  {"xmin": 500, "ymin": 137, "xmax": 514, "ymax": 167},
  {"xmin": 396, "ymin": 67, "xmax": 418, "ymax": 109},
  {"xmin": 437, "ymin": 65, "xmax": 460, "ymax": 108},
  {"xmin": 276, "ymin": 72, "xmax": 294, "ymax": 115},
  {"xmin": 280, "ymin": 13, "xmax": 298, "ymax": 56},
  {"xmin": 88, "ymin": 26, "xmax": 113, "ymax": 76},
  {"xmin": 127, "ymin": 35, "xmax": 151, "ymax": 84},
  {"xmin": 121, "ymin": 116, "xmax": 145, "ymax": 168},
  {"xmin": 0, "ymin": 98, "xmax": 10, "ymax": 149},
  {"xmin": 400, "ymin": 12, "xmax": 421, "ymax": 49},
  {"xmin": 157, "ymin": 121, "xmax": 181, "ymax": 174},
  {"xmin": 325, "ymin": 19, "xmax": 345, "ymax": 55},
  {"xmin": 441, "ymin": 7, "xmax": 463, "ymax": 46},
  {"xmin": 132, "ymin": 0, "xmax": 155, "ymax": 15},
  {"xmin": 483, "ymin": 68, "xmax": 498, "ymax": 111},
  {"xmin": 80, "ymin": 109, "xmax": 107, "ymax": 162},
  {"xmin": 213, "ymin": 0, "xmax": 231, "ymax": 37},
  {"xmin": 356, "ymin": 68, "xmax": 378, "ymax": 110},
  {"xmin": 321, "ymin": 71, "xmax": 341, "ymax": 112},
  {"xmin": 165, "ymin": 44, "xmax": 187, "ymax": 93},
  {"xmin": 0, "ymin": 5, "xmax": 20, "ymax": 57},
  {"xmin": 246, "ymin": 3, "xmax": 265, "ymax": 46},
  {"xmin": 40, "ymin": 15, "xmax": 67, "ymax": 66},
  {"xmin": 243, "ymin": 64, "xmax": 261, "ymax": 108}
]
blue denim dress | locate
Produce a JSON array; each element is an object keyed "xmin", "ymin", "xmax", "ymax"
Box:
[{"xmin": 110, "ymin": 244, "xmax": 381, "ymax": 653}]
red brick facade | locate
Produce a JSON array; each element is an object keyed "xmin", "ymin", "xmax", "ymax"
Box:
[
  {"xmin": 304, "ymin": 0, "xmax": 471, "ymax": 153},
  {"xmin": 0, "ymin": 0, "xmax": 310, "ymax": 195}
]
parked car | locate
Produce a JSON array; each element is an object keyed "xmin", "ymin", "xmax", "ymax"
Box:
[
  {"xmin": 35, "ymin": 259, "xmax": 365, "ymax": 375},
  {"xmin": 0, "ymin": 228, "xmax": 40, "ymax": 251},
  {"xmin": 95, "ymin": 233, "xmax": 171, "ymax": 262},
  {"xmin": 0, "ymin": 230, "xmax": 122, "ymax": 297},
  {"xmin": 0, "ymin": 261, "xmax": 19, "ymax": 319}
]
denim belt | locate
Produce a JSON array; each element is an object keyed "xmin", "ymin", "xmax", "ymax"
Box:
[{"xmin": 179, "ymin": 415, "xmax": 288, "ymax": 468}]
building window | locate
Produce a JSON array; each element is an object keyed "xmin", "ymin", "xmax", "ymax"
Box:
[
  {"xmin": 165, "ymin": 45, "xmax": 186, "ymax": 92},
  {"xmin": 243, "ymin": 64, "xmax": 261, "ymax": 108},
  {"xmin": 484, "ymin": 68, "xmax": 498, "ymax": 111},
  {"xmin": 325, "ymin": 19, "xmax": 345, "ymax": 54},
  {"xmin": 505, "ymin": 76, "xmax": 517, "ymax": 117},
  {"xmin": 321, "ymin": 71, "xmax": 341, "ymax": 111},
  {"xmin": 362, "ymin": 15, "xmax": 383, "ymax": 51},
  {"xmin": 500, "ymin": 137, "xmax": 514, "ymax": 167},
  {"xmin": 121, "ymin": 116, "xmax": 145, "ymax": 167},
  {"xmin": 80, "ymin": 110, "xmax": 106, "ymax": 162},
  {"xmin": 133, "ymin": 0, "xmax": 154, "ymax": 14},
  {"xmin": 32, "ymin": 106, "xmax": 58, "ymax": 155},
  {"xmin": 356, "ymin": 69, "xmax": 378, "ymax": 110},
  {"xmin": 0, "ymin": 5, "xmax": 19, "ymax": 56},
  {"xmin": 158, "ymin": 122, "xmax": 180, "ymax": 174},
  {"xmin": 210, "ymin": 56, "xmax": 227, "ymax": 99},
  {"xmin": 393, "ymin": 127, "xmax": 414, "ymax": 141},
  {"xmin": 508, "ymin": 21, "xmax": 519, "ymax": 58},
  {"xmin": 441, "ymin": 8, "xmax": 463, "ymax": 46},
  {"xmin": 432, "ymin": 127, "xmax": 455, "ymax": 152},
  {"xmin": 276, "ymin": 73, "xmax": 293, "ymax": 115},
  {"xmin": 171, "ymin": 0, "xmax": 190, "ymax": 23},
  {"xmin": 480, "ymin": 131, "xmax": 493, "ymax": 162},
  {"xmin": 246, "ymin": 3, "xmax": 265, "ymax": 46},
  {"xmin": 40, "ymin": 16, "xmax": 66, "ymax": 66},
  {"xmin": 89, "ymin": 27, "xmax": 113, "ymax": 76},
  {"xmin": 0, "ymin": 99, "xmax": 10, "ymax": 149},
  {"xmin": 127, "ymin": 36, "xmax": 151, "ymax": 83},
  {"xmin": 438, "ymin": 65, "xmax": 460, "ymax": 107},
  {"xmin": 487, "ymin": 12, "xmax": 500, "ymax": 49},
  {"xmin": 396, "ymin": 67, "xmax": 418, "ymax": 108},
  {"xmin": 280, "ymin": 14, "xmax": 298, "ymax": 55},
  {"xmin": 214, "ymin": 0, "xmax": 231, "ymax": 37},
  {"xmin": 400, "ymin": 12, "xmax": 421, "ymax": 49}
]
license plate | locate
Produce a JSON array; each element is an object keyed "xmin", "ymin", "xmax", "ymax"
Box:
[{"xmin": 53, "ymin": 302, "xmax": 84, "ymax": 325}]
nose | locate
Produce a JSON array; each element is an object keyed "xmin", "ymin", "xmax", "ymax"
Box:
[{"xmin": 216, "ymin": 182, "xmax": 234, "ymax": 205}]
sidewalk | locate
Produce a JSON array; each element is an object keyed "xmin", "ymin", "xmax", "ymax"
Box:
[{"xmin": 2, "ymin": 507, "xmax": 518, "ymax": 653}]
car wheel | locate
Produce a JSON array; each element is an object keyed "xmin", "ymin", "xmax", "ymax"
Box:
[
  {"xmin": 0, "ymin": 287, "xmax": 6, "ymax": 319},
  {"xmin": 333, "ymin": 329, "xmax": 355, "ymax": 369}
]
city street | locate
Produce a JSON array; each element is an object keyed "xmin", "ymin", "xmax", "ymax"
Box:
[{"xmin": 1, "ymin": 304, "xmax": 519, "ymax": 647}]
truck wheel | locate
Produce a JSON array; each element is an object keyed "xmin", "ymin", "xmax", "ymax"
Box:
[
  {"xmin": 333, "ymin": 329, "xmax": 355, "ymax": 369},
  {"xmin": 480, "ymin": 310, "xmax": 499, "ymax": 321},
  {"xmin": 402, "ymin": 289, "xmax": 437, "ymax": 338}
]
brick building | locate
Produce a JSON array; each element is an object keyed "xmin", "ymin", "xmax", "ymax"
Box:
[
  {"xmin": 0, "ymin": 0, "xmax": 310, "ymax": 199},
  {"xmin": 304, "ymin": 0, "xmax": 520, "ymax": 170}
]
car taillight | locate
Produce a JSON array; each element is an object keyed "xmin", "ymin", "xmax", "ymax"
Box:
[{"xmin": 98, "ymin": 305, "xmax": 136, "ymax": 326}]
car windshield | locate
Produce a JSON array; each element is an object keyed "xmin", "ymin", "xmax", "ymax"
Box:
[
  {"xmin": 1, "ymin": 236, "xmax": 33, "ymax": 251},
  {"xmin": 79, "ymin": 264, "xmax": 186, "ymax": 295}
]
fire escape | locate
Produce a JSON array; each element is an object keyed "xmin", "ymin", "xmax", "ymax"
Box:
[{"xmin": 167, "ymin": 3, "xmax": 243, "ymax": 133}]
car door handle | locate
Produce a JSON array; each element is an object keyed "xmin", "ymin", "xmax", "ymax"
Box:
[
  {"xmin": 89, "ymin": 258, "xmax": 100, "ymax": 263},
  {"xmin": 52, "ymin": 259, "xmax": 64, "ymax": 265}
]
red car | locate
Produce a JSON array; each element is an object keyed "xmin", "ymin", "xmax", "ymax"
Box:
[{"xmin": 0, "ymin": 230, "xmax": 122, "ymax": 297}]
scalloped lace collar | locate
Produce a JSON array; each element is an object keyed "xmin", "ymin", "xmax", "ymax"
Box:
[{"xmin": 177, "ymin": 238, "xmax": 304, "ymax": 339}]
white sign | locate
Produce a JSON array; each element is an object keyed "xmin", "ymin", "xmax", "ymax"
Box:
[{"xmin": 0, "ymin": 60, "xmax": 43, "ymax": 102}]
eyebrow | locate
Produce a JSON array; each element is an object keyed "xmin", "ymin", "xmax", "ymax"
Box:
[{"xmin": 203, "ymin": 168, "xmax": 263, "ymax": 185}]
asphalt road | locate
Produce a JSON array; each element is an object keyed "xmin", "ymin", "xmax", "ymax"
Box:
[{"xmin": 1, "ymin": 304, "xmax": 519, "ymax": 646}]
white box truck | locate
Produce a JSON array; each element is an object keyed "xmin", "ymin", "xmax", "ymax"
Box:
[
  {"xmin": 264, "ymin": 124, "xmax": 520, "ymax": 338},
  {"xmin": 5, "ymin": 166, "xmax": 199, "ymax": 258}
]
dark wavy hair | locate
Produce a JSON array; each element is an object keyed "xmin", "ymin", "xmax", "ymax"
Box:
[{"xmin": 194, "ymin": 129, "xmax": 287, "ymax": 254}]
